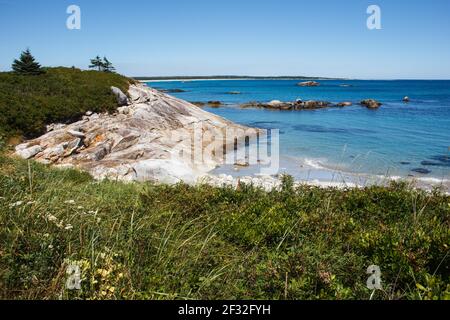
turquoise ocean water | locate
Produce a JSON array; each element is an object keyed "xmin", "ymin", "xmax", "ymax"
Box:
[{"xmin": 147, "ymin": 80, "xmax": 450, "ymax": 183}]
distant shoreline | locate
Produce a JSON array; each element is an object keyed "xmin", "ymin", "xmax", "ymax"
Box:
[
  {"xmin": 135, "ymin": 77, "xmax": 450, "ymax": 82},
  {"xmin": 134, "ymin": 76, "xmax": 345, "ymax": 82}
]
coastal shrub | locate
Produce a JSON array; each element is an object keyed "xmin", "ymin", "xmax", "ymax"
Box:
[
  {"xmin": 0, "ymin": 154, "xmax": 448, "ymax": 300},
  {"xmin": 0, "ymin": 67, "xmax": 131, "ymax": 139}
]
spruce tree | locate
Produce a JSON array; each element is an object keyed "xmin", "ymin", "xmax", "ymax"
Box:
[
  {"xmin": 12, "ymin": 49, "xmax": 43, "ymax": 75},
  {"xmin": 89, "ymin": 56, "xmax": 104, "ymax": 71},
  {"xmin": 102, "ymin": 57, "xmax": 115, "ymax": 73}
]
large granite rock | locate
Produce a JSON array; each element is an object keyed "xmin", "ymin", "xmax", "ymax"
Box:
[
  {"xmin": 111, "ymin": 86, "xmax": 128, "ymax": 106},
  {"xmin": 15, "ymin": 84, "xmax": 252, "ymax": 184},
  {"xmin": 15, "ymin": 145, "xmax": 42, "ymax": 160}
]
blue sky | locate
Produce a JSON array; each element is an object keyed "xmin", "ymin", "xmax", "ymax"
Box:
[{"xmin": 1, "ymin": 0, "xmax": 450, "ymax": 79}]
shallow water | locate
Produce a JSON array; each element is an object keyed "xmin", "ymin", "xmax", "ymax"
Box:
[{"xmin": 147, "ymin": 80, "xmax": 450, "ymax": 183}]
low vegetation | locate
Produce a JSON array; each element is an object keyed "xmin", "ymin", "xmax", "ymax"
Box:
[
  {"xmin": 0, "ymin": 67, "xmax": 131, "ymax": 139},
  {"xmin": 0, "ymin": 154, "xmax": 448, "ymax": 300}
]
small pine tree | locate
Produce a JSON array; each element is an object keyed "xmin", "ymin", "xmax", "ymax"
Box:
[
  {"xmin": 102, "ymin": 57, "xmax": 115, "ymax": 73},
  {"xmin": 12, "ymin": 49, "xmax": 44, "ymax": 75},
  {"xmin": 89, "ymin": 55, "xmax": 104, "ymax": 71}
]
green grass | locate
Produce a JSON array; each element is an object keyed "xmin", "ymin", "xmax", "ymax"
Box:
[
  {"xmin": 0, "ymin": 154, "xmax": 449, "ymax": 300},
  {"xmin": 0, "ymin": 67, "xmax": 132, "ymax": 139}
]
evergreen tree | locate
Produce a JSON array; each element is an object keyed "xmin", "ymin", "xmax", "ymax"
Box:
[
  {"xmin": 12, "ymin": 49, "xmax": 44, "ymax": 75},
  {"xmin": 102, "ymin": 57, "xmax": 115, "ymax": 73},
  {"xmin": 89, "ymin": 56, "xmax": 104, "ymax": 71}
]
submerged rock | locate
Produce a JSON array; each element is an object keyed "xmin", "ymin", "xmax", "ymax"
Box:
[
  {"xmin": 337, "ymin": 102, "xmax": 353, "ymax": 107},
  {"xmin": 421, "ymin": 160, "xmax": 441, "ymax": 166},
  {"xmin": 403, "ymin": 96, "xmax": 410, "ymax": 103},
  {"xmin": 207, "ymin": 101, "xmax": 222, "ymax": 107},
  {"xmin": 190, "ymin": 101, "xmax": 206, "ymax": 107},
  {"xmin": 411, "ymin": 168, "xmax": 431, "ymax": 174},
  {"xmin": 429, "ymin": 155, "xmax": 450, "ymax": 164},
  {"xmin": 227, "ymin": 91, "xmax": 242, "ymax": 95},
  {"xmin": 160, "ymin": 88, "xmax": 186, "ymax": 93}
]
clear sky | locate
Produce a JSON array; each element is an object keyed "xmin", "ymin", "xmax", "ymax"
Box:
[{"xmin": 1, "ymin": 0, "xmax": 450, "ymax": 79}]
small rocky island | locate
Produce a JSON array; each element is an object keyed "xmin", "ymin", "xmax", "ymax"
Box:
[
  {"xmin": 240, "ymin": 99, "xmax": 382, "ymax": 111},
  {"xmin": 297, "ymin": 81, "xmax": 320, "ymax": 87}
]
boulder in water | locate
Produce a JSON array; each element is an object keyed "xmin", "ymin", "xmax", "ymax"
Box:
[
  {"xmin": 360, "ymin": 99, "xmax": 382, "ymax": 109},
  {"xmin": 297, "ymin": 81, "xmax": 320, "ymax": 87}
]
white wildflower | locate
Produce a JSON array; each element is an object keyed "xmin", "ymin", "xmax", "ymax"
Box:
[
  {"xmin": 9, "ymin": 201, "xmax": 24, "ymax": 208},
  {"xmin": 47, "ymin": 214, "xmax": 58, "ymax": 222},
  {"xmin": 65, "ymin": 224, "xmax": 73, "ymax": 231},
  {"xmin": 64, "ymin": 200, "xmax": 76, "ymax": 205}
]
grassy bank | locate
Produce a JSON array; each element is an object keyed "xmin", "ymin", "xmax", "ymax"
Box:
[
  {"xmin": 0, "ymin": 67, "xmax": 131, "ymax": 139},
  {"xmin": 0, "ymin": 154, "xmax": 448, "ymax": 300}
]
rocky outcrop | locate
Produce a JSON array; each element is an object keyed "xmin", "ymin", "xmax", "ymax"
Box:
[
  {"xmin": 302, "ymin": 100, "xmax": 331, "ymax": 109},
  {"xmin": 159, "ymin": 88, "xmax": 186, "ymax": 93},
  {"xmin": 337, "ymin": 102, "xmax": 353, "ymax": 107},
  {"xmin": 14, "ymin": 84, "xmax": 253, "ymax": 184},
  {"xmin": 360, "ymin": 99, "xmax": 382, "ymax": 109},
  {"xmin": 403, "ymin": 96, "xmax": 410, "ymax": 103},
  {"xmin": 241, "ymin": 100, "xmax": 333, "ymax": 111},
  {"xmin": 297, "ymin": 81, "xmax": 320, "ymax": 87}
]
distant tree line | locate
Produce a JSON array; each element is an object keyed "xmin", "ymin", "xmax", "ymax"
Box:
[{"xmin": 9, "ymin": 49, "xmax": 116, "ymax": 75}]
